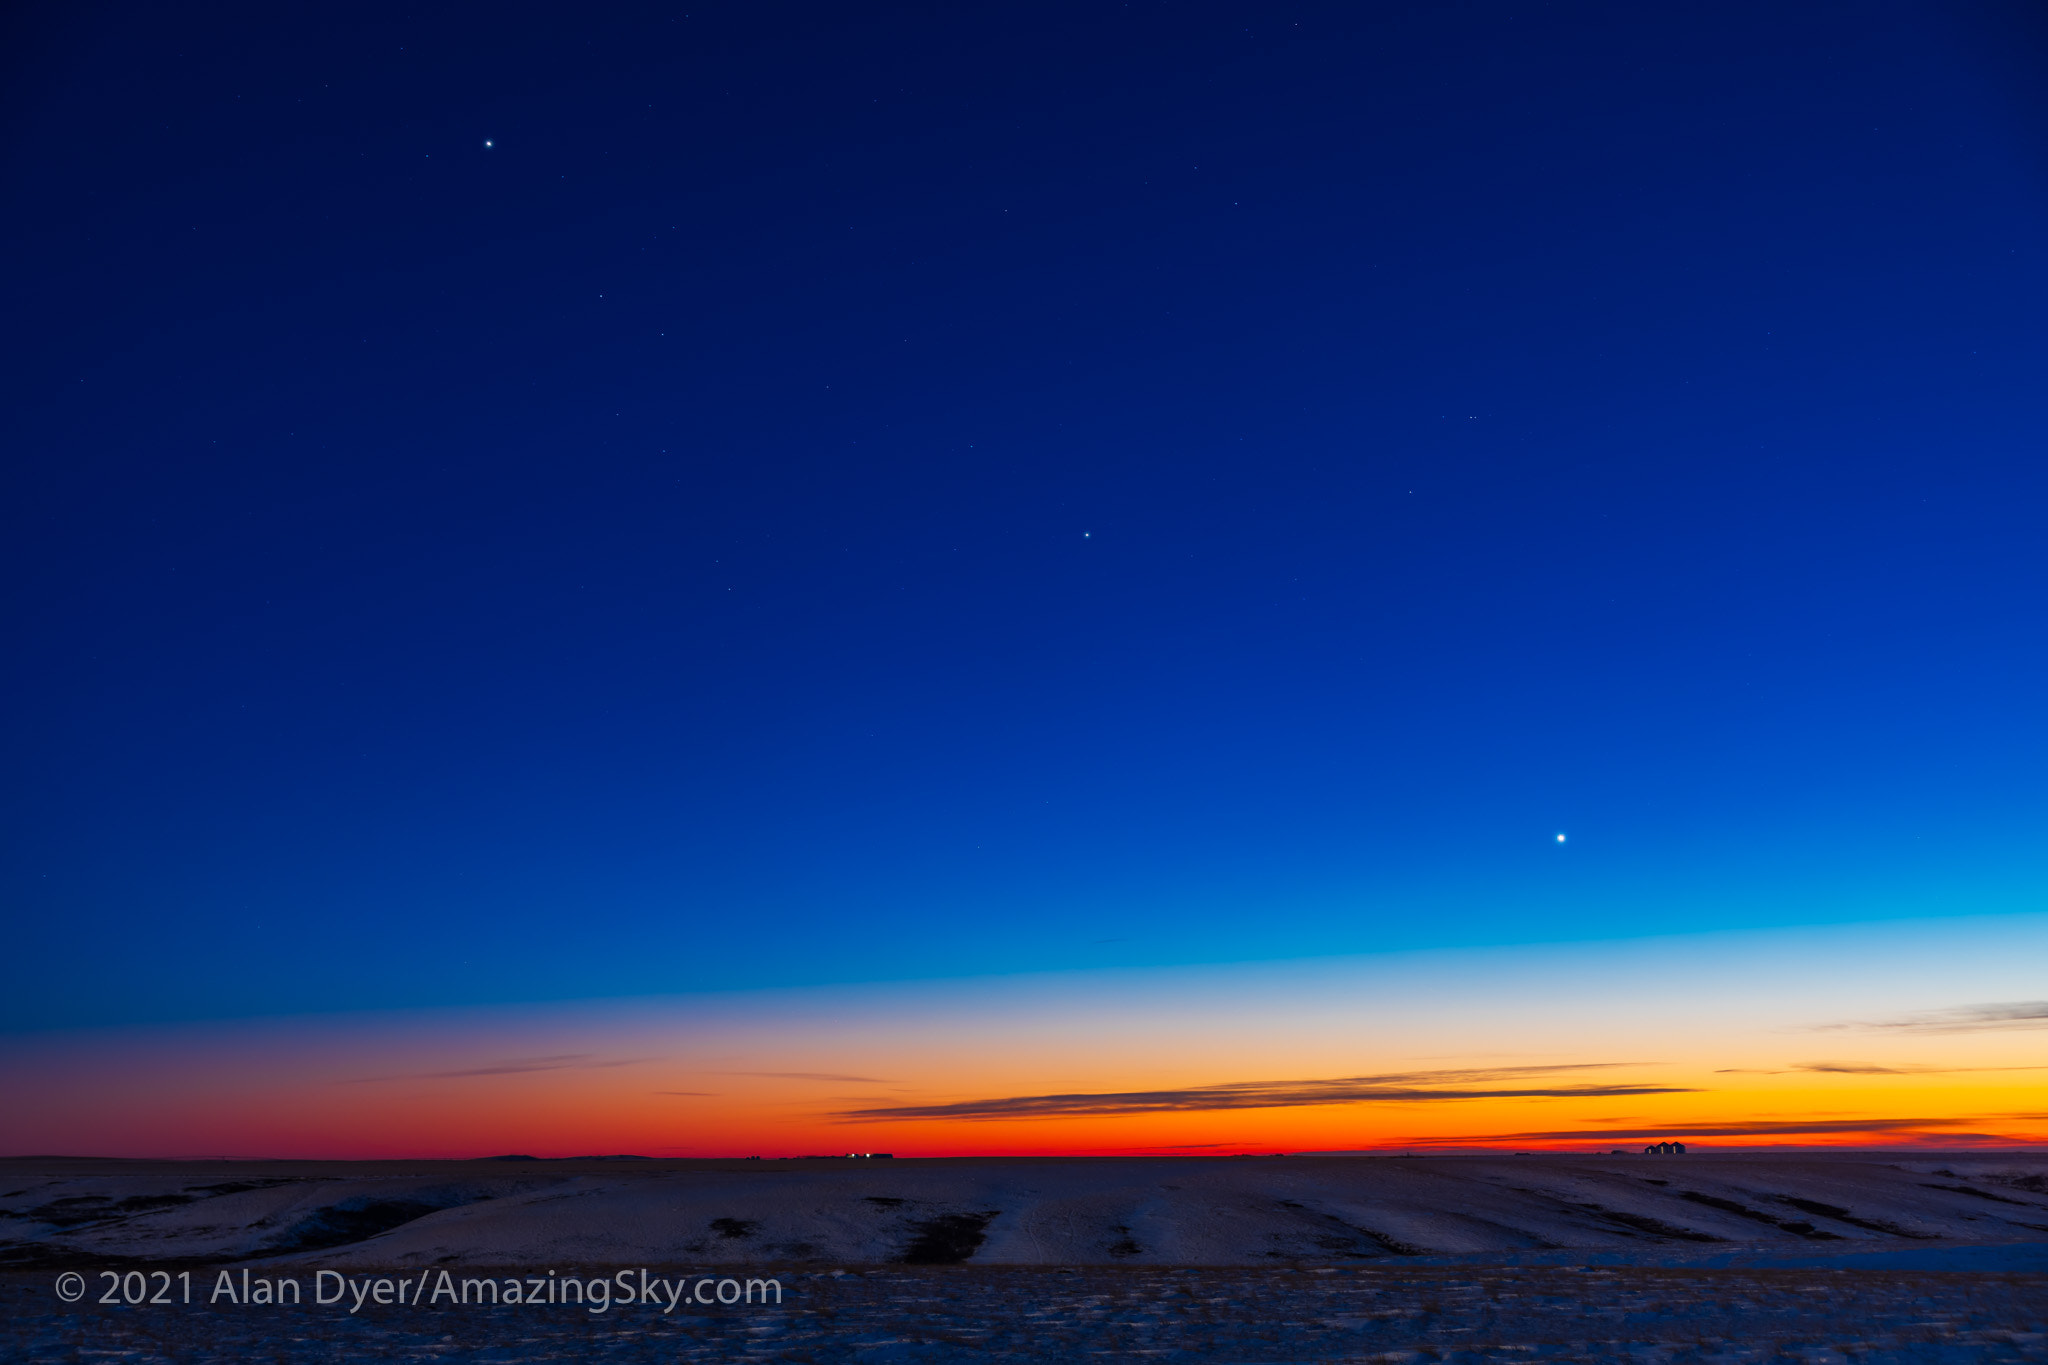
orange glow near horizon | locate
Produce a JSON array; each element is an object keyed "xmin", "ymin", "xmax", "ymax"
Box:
[{"xmin": 5, "ymin": 915, "xmax": 2046, "ymax": 1161}]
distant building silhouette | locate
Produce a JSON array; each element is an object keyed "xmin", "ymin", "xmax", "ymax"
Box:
[{"xmin": 1642, "ymin": 1141, "xmax": 1687, "ymax": 1155}]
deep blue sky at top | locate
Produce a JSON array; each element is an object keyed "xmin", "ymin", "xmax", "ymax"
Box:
[{"xmin": 3, "ymin": 0, "xmax": 2045, "ymax": 1030}]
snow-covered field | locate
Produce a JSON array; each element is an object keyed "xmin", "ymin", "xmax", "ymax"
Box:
[
  {"xmin": 5, "ymin": 1154, "xmax": 2046, "ymax": 1361},
  {"xmin": 7, "ymin": 1263, "xmax": 2048, "ymax": 1362},
  {"xmin": 5, "ymin": 1152, "xmax": 2047, "ymax": 1270}
]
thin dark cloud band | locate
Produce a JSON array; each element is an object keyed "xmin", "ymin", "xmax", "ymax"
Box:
[
  {"xmin": 837, "ymin": 1063, "xmax": 1685, "ymax": 1121},
  {"xmin": 1718, "ymin": 1061, "xmax": 2048, "ymax": 1076},
  {"xmin": 1815, "ymin": 1001, "xmax": 2048, "ymax": 1034},
  {"xmin": 350, "ymin": 1054, "xmax": 648, "ymax": 1082},
  {"xmin": 1483, "ymin": 1116, "xmax": 2015, "ymax": 1140}
]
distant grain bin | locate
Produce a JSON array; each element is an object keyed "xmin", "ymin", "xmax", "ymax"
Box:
[{"xmin": 1642, "ymin": 1141, "xmax": 1687, "ymax": 1155}]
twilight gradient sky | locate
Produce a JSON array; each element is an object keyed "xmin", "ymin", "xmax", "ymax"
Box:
[{"xmin": 3, "ymin": 0, "xmax": 2046, "ymax": 1154}]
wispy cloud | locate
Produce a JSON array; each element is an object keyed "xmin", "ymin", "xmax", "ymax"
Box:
[
  {"xmin": 721, "ymin": 1071, "xmax": 888, "ymax": 1083},
  {"xmin": 1477, "ymin": 1116, "xmax": 2023, "ymax": 1141},
  {"xmin": 1796, "ymin": 1061, "xmax": 2048, "ymax": 1076},
  {"xmin": 1814, "ymin": 1001, "xmax": 2048, "ymax": 1034},
  {"xmin": 350, "ymin": 1054, "xmax": 649, "ymax": 1081},
  {"xmin": 655, "ymin": 1090, "xmax": 718, "ymax": 1096},
  {"xmin": 836, "ymin": 1063, "xmax": 1686, "ymax": 1121},
  {"xmin": 1716, "ymin": 1060, "xmax": 2048, "ymax": 1076}
]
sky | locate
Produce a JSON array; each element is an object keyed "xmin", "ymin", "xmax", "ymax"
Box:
[
  {"xmin": 2, "ymin": 0, "xmax": 2045, "ymax": 1156},
  {"xmin": 5, "ymin": 917, "xmax": 2048, "ymax": 1157}
]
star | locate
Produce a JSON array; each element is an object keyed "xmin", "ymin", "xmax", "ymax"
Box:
[
  {"xmin": 1556, "ymin": 833, "xmax": 1567, "ymax": 844},
  {"xmin": 483, "ymin": 139, "xmax": 494, "ymax": 148}
]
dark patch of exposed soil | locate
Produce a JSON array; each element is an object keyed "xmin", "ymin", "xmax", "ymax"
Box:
[
  {"xmin": 1578, "ymin": 1203, "xmax": 1724, "ymax": 1243},
  {"xmin": 21, "ymin": 1197, "xmax": 116, "ymax": 1228},
  {"xmin": 1680, "ymin": 1191, "xmax": 1839, "ymax": 1239},
  {"xmin": 109, "ymin": 1194, "xmax": 197, "ymax": 1214},
  {"xmin": 184, "ymin": 1180, "xmax": 297, "ymax": 1197},
  {"xmin": 270, "ymin": 1200, "xmax": 447, "ymax": 1253},
  {"xmin": 1777, "ymin": 1196, "xmax": 1851, "ymax": 1219},
  {"xmin": 1275, "ymin": 1201, "xmax": 1413, "ymax": 1256},
  {"xmin": 899, "ymin": 1211, "xmax": 998, "ymax": 1264},
  {"xmin": 1921, "ymin": 1182, "xmax": 2033, "ymax": 1206}
]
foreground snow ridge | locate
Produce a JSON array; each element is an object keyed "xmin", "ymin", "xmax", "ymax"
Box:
[{"xmin": 5, "ymin": 1151, "xmax": 2047, "ymax": 1270}]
